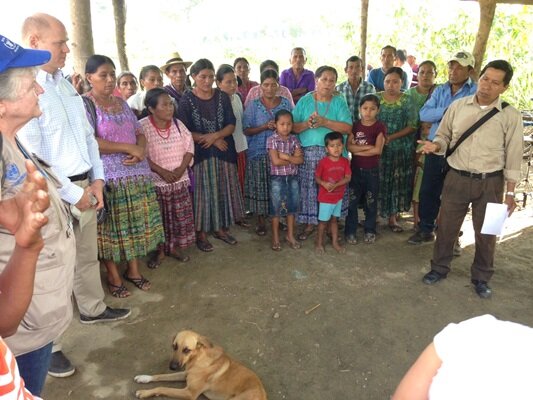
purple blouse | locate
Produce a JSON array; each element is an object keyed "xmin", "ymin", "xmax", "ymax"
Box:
[{"xmin": 87, "ymin": 93, "xmax": 152, "ymax": 181}]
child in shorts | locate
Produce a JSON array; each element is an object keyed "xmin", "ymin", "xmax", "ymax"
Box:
[
  {"xmin": 315, "ymin": 131, "xmax": 351, "ymax": 254},
  {"xmin": 267, "ymin": 110, "xmax": 303, "ymax": 251}
]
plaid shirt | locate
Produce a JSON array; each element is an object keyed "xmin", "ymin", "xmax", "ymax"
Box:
[
  {"xmin": 336, "ymin": 79, "xmax": 375, "ymax": 121},
  {"xmin": 267, "ymin": 133, "xmax": 301, "ymax": 176}
]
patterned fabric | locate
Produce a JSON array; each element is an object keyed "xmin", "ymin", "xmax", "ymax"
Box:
[
  {"xmin": 237, "ymin": 151, "xmax": 246, "ymax": 195},
  {"xmin": 266, "ymin": 133, "xmax": 301, "ymax": 176},
  {"xmin": 243, "ymin": 97, "xmax": 293, "ymax": 160},
  {"xmin": 244, "ymin": 155, "xmax": 270, "ymax": 215},
  {"xmin": 406, "ymin": 86, "xmax": 431, "ymax": 127},
  {"xmin": 297, "ymin": 146, "xmax": 325, "ymax": 225},
  {"xmin": 97, "ymin": 176, "xmax": 163, "ymax": 262},
  {"xmin": 140, "ymin": 116, "xmax": 194, "ymax": 188},
  {"xmin": 17, "ymin": 69, "xmax": 105, "ymax": 205},
  {"xmin": 237, "ymin": 80, "xmax": 259, "ymax": 103},
  {"xmin": 0, "ymin": 338, "xmax": 36, "ymax": 399},
  {"xmin": 193, "ymin": 157, "xmax": 245, "ymax": 232},
  {"xmin": 377, "ymin": 92, "xmax": 418, "ymax": 217},
  {"xmin": 244, "ymin": 85, "xmax": 295, "ymax": 108},
  {"xmin": 177, "ymin": 89, "xmax": 237, "ymax": 164},
  {"xmin": 336, "ymin": 79, "xmax": 376, "ymax": 121},
  {"xmin": 156, "ymin": 183, "xmax": 195, "ymax": 252}
]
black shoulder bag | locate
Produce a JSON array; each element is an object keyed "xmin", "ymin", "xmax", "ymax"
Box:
[{"xmin": 442, "ymin": 102, "xmax": 509, "ymax": 175}]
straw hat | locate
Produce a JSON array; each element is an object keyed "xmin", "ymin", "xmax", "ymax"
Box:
[{"xmin": 160, "ymin": 52, "xmax": 193, "ymax": 73}]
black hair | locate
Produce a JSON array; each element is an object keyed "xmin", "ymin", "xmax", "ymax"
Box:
[
  {"xmin": 381, "ymin": 45, "xmax": 397, "ymax": 54},
  {"xmin": 216, "ymin": 64, "xmax": 235, "ymax": 82},
  {"xmin": 418, "ymin": 60, "xmax": 437, "ymax": 74},
  {"xmin": 345, "ymin": 56, "xmax": 362, "ymax": 69},
  {"xmin": 384, "ymin": 67, "xmax": 404, "ymax": 81},
  {"xmin": 260, "ymin": 59, "xmax": 279, "ymax": 73},
  {"xmin": 480, "ymin": 59, "xmax": 513, "ymax": 85},
  {"xmin": 315, "ymin": 65, "xmax": 338, "ymax": 81},
  {"xmin": 395, "ymin": 49, "xmax": 407, "ymax": 63},
  {"xmin": 260, "ymin": 69, "xmax": 278, "ymax": 83},
  {"xmin": 85, "ymin": 54, "xmax": 116, "ymax": 74},
  {"xmin": 190, "ymin": 59, "xmax": 215, "ymax": 76},
  {"xmin": 359, "ymin": 93, "xmax": 380, "ymax": 109},
  {"xmin": 233, "ymin": 57, "xmax": 249, "ymax": 68},
  {"xmin": 138, "ymin": 65, "xmax": 162, "ymax": 90},
  {"xmin": 324, "ymin": 131, "xmax": 343, "ymax": 146},
  {"xmin": 275, "ymin": 109, "xmax": 293, "ymax": 123},
  {"xmin": 144, "ymin": 87, "xmax": 170, "ymax": 112}
]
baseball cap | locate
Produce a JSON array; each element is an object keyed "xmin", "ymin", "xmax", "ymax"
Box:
[
  {"xmin": 0, "ymin": 34, "xmax": 51, "ymax": 74},
  {"xmin": 449, "ymin": 51, "xmax": 475, "ymax": 68}
]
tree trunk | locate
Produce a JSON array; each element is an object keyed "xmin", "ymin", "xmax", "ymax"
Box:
[
  {"xmin": 472, "ymin": 0, "xmax": 497, "ymax": 78},
  {"xmin": 360, "ymin": 0, "xmax": 369, "ymax": 69},
  {"xmin": 69, "ymin": 0, "xmax": 94, "ymax": 75},
  {"xmin": 112, "ymin": 0, "xmax": 129, "ymax": 71}
]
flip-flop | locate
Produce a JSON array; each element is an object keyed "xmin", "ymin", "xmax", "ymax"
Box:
[
  {"xmin": 285, "ymin": 238, "xmax": 301, "ymax": 249},
  {"xmin": 196, "ymin": 238, "xmax": 214, "ymax": 252},
  {"xmin": 108, "ymin": 282, "xmax": 130, "ymax": 298},
  {"xmin": 168, "ymin": 251, "xmax": 190, "ymax": 263},
  {"xmin": 297, "ymin": 227, "xmax": 315, "ymax": 241},
  {"xmin": 213, "ymin": 232, "xmax": 237, "ymax": 245},
  {"xmin": 255, "ymin": 225, "xmax": 267, "ymax": 236},
  {"xmin": 122, "ymin": 273, "xmax": 151, "ymax": 291},
  {"xmin": 271, "ymin": 242, "xmax": 281, "ymax": 251},
  {"xmin": 235, "ymin": 220, "xmax": 251, "ymax": 228},
  {"xmin": 389, "ymin": 224, "xmax": 404, "ymax": 233}
]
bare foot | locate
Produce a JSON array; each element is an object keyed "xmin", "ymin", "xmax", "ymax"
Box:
[
  {"xmin": 333, "ymin": 243, "xmax": 346, "ymax": 254},
  {"xmin": 315, "ymin": 245, "xmax": 325, "ymax": 255}
]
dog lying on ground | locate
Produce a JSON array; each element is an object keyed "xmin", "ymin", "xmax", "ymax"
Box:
[{"xmin": 134, "ymin": 330, "xmax": 267, "ymax": 399}]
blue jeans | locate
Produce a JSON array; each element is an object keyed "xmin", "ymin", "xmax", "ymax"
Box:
[
  {"xmin": 269, "ymin": 175, "xmax": 299, "ymax": 216},
  {"xmin": 418, "ymin": 154, "xmax": 446, "ymax": 234},
  {"xmin": 15, "ymin": 341, "xmax": 53, "ymax": 396},
  {"xmin": 345, "ymin": 167, "xmax": 379, "ymax": 235}
]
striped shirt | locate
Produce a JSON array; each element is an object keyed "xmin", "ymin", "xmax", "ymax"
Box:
[
  {"xmin": 0, "ymin": 338, "xmax": 37, "ymax": 399},
  {"xmin": 336, "ymin": 79, "xmax": 375, "ymax": 121},
  {"xmin": 17, "ymin": 69, "xmax": 105, "ymax": 205}
]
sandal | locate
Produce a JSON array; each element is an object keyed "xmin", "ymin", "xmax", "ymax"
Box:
[
  {"xmin": 255, "ymin": 225, "xmax": 267, "ymax": 236},
  {"xmin": 108, "ymin": 282, "xmax": 130, "ymax": 298},
  {"xmin": 271, "ymin": 242, "xmax": 281, "ymax": 251},
  {"xmin": 147, "ymin": 251, "xmax": 161, "ymax": 269},
  {"xmin": 168, "ymin": 251, "xmax": 190, "ymax": 263},
  {"xmin": 389, "ymin": 224, "xmax": 404, "ymax": 233},
  {"xmin": 285, "ymin": 238, "xmax": 301, "ymax": 249},
  {"xmin": 364, "ymin": 232, "xmax": 376, "ymax": 244},
  {"xmin": 213, "ymin": 232, "xmax": 237, "ymax": 245},
  {"xmin": 345, "ymin": 234, "xmax": 358, "ymax": 245},
  {"xmin": 122, "ymin": 273, "xmax": 151, "ymax": 291},
  {"xmin": 236, "ymin": 220, "xmax": 251, "ymax": 228},
  {"xmin": 196, "ymin": 238, "xmax": 214, "ymax": 252},
  {"xmin": 297, "ymin": 226, "xmax": 315, "ymax": 241}
]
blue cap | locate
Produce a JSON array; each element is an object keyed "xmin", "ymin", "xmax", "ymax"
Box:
[{"xmin": 0, "ymin": 34, "xmax": 51, "ymax": 73}]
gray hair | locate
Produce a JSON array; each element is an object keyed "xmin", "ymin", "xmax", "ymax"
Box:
[{"xmin": 0, "ymin": 67, "xmax": 39, "ymax": 101}]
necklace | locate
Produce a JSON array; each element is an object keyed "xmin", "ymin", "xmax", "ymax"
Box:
[
  {"xmin": 149, "ymin": 115, "xmax": 171, "ymax": 139},
  {"xmin": 313, "ymin": 92, "xmax": 331, "ymax": 117}
]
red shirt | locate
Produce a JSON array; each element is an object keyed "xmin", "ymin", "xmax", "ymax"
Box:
[
  {"xmin": 316, "ymin": 156, "xmax": 351, "ymax": 204},
  {"xmin": 351, "ymin": 120, "xmax": 386, "ymax": 169}
]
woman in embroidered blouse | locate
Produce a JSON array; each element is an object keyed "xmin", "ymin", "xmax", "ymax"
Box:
[
  {"xmin": 177, "ymin": 59, "xmax": 245, "ymax": 253},
  {"xmin": 140, "ymin": 88, "xmax": 195, "ymax": 265},
  {"xmin": 84, "ymin": 55, "xmax": 164, "ymax": 298},
  {"xmin": 377, "ymin": 67, "xmax": 417, "ymax": 232},
  {"xmin": 292, "ymin": 66, "xmax": 352, "ymax": 240},
  {"xmin": 243, "ymin": 69, "xmax": 293, "ymax": 236},
  {"xmin": 234, "ymin": 57, "xmax": 258, "ymax": 102}
]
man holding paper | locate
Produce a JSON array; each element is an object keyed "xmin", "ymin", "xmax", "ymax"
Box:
[{"xmin": 417, "ymin": 60, "xmax": 523, "ymax": 298}]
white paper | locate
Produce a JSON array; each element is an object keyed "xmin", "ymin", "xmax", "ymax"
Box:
[{"xmin": 481, "ymin": 202, "xmax": 508, "ymax": 235}]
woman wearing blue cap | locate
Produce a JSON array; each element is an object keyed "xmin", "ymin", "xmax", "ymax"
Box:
[{"xmin": 0, "ymin": 34, "xmax": 75, "ymax": 397}]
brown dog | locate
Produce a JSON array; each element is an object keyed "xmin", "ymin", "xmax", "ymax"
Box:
[{"xmin": 134, "ymin": 330, "xmax": 267, "ymax": 399}]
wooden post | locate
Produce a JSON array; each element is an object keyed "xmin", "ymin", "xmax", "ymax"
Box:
[
  {"xmin": 360, "ymin": 0, "xmax": 369, "ymax": 69},
  {"xmin": 472, "ymin": 0, "xmax": 497, "ymax": 78},
  {"xmin": 112, "ymin": 0, "xmax": 129, "ymax": 71},
  {"xmin": 69, "ymin": 0, "xmax": 94, "ymax": 75}
]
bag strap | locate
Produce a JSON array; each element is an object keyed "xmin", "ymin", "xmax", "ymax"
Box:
[
  {"xmin": 446, "ymin": 101, "xmax": 508, "ymax": 157},
  {"xmin": 81, "ymin": 95, "xmax": 98, "ymax": 136}
]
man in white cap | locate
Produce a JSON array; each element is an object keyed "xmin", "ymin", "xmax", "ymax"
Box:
[
  {"xmin": 408, "ymin": 51, "xmax": 477, "ymax": 251},
  {"xmin": 18, "ymin": 13, "xmax": 131, "ymax": 379},
  {"xmin": 161, "ymin": 52, "xmax": 192, "ymax": 106}
]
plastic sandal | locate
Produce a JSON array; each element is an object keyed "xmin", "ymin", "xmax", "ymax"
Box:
[
  {"xmin": 108, "ymin": 282, "xmax": 130, "ymax": 298},
  {"xmin": 196, "ymin": 238, "xmax": 214, "ymax": 252},
  {"xmin": 213, "ymin": 232, "xmax": 237, "ymax": 245},
  {"xmin": 271, "ymin": 242, "xmax": 282, "ymax": 251},
  {"xmin": 122, "ymin": 273, "xmax": 151, "ymax": 291}
]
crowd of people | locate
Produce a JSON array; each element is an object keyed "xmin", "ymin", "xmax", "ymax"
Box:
[{"xmin": 0, "ymin": 10, "xmax": 524, "ymax": 399}]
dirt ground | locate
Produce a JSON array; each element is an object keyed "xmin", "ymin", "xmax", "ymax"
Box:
[{"xmin": 42, "ymin": 205, "xmax": 533, "ymax": 400}]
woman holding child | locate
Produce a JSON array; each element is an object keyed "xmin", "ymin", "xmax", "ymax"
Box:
[
  {"xmin": 243, "ymin": 69, "xmax": 293, "ymax": 236},
  {"xmin": 292, "ymin": 66, "xmax": 352, "ymax": 241}
]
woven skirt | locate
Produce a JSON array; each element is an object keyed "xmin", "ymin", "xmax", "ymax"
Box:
[
  {"xmin": 98, "ymin": 176, "xmax": 164, "ymax": 262},
  {"xmin": 244, "ymin": 154, "xmax": 270, "ymax": 215},
  {"xmin": 193, "ymin": 157, "xmax": 245, "ymax": 232},
  {"xmin": 156, "ymin": 181, "xmax": 195, "ymax": 253}
]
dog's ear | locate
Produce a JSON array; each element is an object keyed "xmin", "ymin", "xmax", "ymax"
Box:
[{"xmin": 196, "ymin": 335, "xmax": 213, "ymax": 349}]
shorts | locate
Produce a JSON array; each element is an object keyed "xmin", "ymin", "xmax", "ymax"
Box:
[
  {"xmin": 269, "ymin": 175, "xmax": 299, "ymax": 217},
  {"xmin": 318, "ymin": 199, "xmax": 343, "ymax": 221}
]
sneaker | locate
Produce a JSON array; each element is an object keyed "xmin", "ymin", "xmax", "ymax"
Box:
[
  {"xmin": 48, "ymin": 351, "xmax": 75, "ymax": 378},
  {"xmin": 80, "ymin": 306, "xmax": 131, "ymax": 325},
  {"xmin": 363, "ymin": 232, "xmax": 376, "ymax": 244},
  {"xmin": 407, "ymin": 231, "xmax": 435, "ymax": 245},
  {"xmin": 453, "ymin": 238, "xmax": 462, "ymax": 256},
  {"xmin": 472, "ymin": 279, "xmax": 492, "ymax": 299}
]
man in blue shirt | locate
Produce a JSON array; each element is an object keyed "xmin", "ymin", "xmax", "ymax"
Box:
[
  {"xmin": 408, "ymin": 51, "xmax": 477, "ymax": 246},
  {"xmin": 367, "ymin": 45, "xmax": 408, "ymax": 92}
]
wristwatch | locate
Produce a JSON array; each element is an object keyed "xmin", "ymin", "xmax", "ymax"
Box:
[{"xmin": 505, "ymin": 191, "xmax": 515, "ymax": 197}]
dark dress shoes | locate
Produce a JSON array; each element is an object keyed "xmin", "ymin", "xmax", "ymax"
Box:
[
  {"xmin": 422, "ymin": 270, "xmax": 446, "ymax": 285},
  {"xmin": 472, "ymin": 279, "xmax": 492, "ymax": 299}
]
